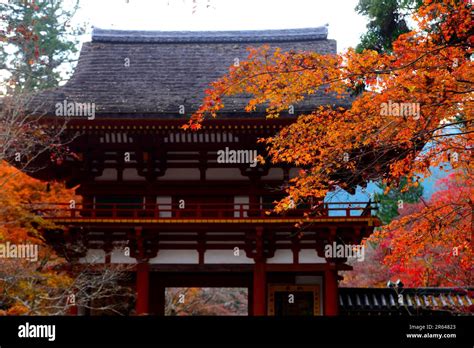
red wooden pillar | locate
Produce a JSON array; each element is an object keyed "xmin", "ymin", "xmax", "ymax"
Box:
[
  {"xmin": 324, "ymin": 269, "xmax": 338, "ymax": 316},
  {"xmin": 135, "ymin": 227, "xmax": 150, "ymax": 315},
  {"xmin": 253, "ymin": 261, "xmax": 266, "ymax": 316},
  {"xmin": 136, "ymin": 261, "xmax": 150, "ymax": 315},
  {"xmin": 252, "ymin": 227, "xmax": 266, "ymax": 316}
]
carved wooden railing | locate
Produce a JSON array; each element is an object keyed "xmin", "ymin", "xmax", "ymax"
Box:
[{"xmin": 29, "ymin": 201, "xmax": 378, "ymax": 221}]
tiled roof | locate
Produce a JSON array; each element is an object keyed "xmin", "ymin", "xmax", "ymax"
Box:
[
  {"xmin": 30, "ymin": 27, "xmax": 345, "ymax": 118},
  {"xmin": 340, "ymin": 288, "xmax": 473, "ymax": 315}
]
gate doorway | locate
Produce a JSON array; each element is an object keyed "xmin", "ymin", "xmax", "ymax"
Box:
[{"xmin": 165, "ymin": 287, "xmax": 248, "ymax": 315}]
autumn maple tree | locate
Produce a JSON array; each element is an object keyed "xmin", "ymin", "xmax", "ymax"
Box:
[
  {"xmin": 0, "ymin": 160, "xmax": 76, "ymax": 315},
  {"xmin": 0, "ymin": 161, "xmax": 134, "ymax": 315},
  {"xmin": 187, "ymin": 0, "xmax": 473, "ymax": 286},
  {"xmin": 378, "ymin": 171, "xmax": 472, "ymax": 287},
  {"xmin": 343, "ymin": 172, "xmax": 472, "ymax": 288}
]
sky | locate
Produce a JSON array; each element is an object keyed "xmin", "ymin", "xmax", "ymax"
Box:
[{"xmin": 74, "ymin": 0, "xmax": 368, "ymax": 53}]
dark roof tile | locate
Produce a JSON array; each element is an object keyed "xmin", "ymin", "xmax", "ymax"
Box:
[{"xmin": 340, "ymin": 288, "xmax": 474, "ymax": 315}]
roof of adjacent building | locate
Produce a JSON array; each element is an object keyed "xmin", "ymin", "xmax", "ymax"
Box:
[
  {"xmin": 30, "ymin": 27, "xmax": 344, "ymax": 118},
  {"xmin": 340, "ymin": 287, "xmax": 473, "ymax": 315}
]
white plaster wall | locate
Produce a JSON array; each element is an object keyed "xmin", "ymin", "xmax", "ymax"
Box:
[
  {"xmin": 122, "ymin": 168, "xmax": 144, "ymax": 181},
  {"xmin": 160, "ymin": 168, "xmax": 200, "ymax": 180},
  {"xmin": 206, "ymin": 168, "xmax": 247, "ymax": 180},
  {"xmin": 234, "ymin": 195, "xmax": 249, "ymax": 217},
  {"xmin": 156, "ymin": 196, "xmax": 172, "ymax": 217},
  {"xmin": 205, "ymin": 250, "xmax": 254, "ymax": 264},
  {"xmin": 95, "ymin": 168, "xmax": 117, "ymax": 181},
  {"xmin": 262, "ymin": 168, "xmax": 284, "ymax": 180},
  {"xmin": 78, "ymin": 249, "xmax": 105, "ymax": 264},
  {"xmin": 267, "ymin": 249, "xmax": 293, "ymax": 264},
  {"xmin": 149, "ymin": 250, "xmax": 199, "ymax": 264},
  {"xmin": 299, "ymin": 249, "xmax": 326, "ymax": 263},
  {"xmin": 110, "ymin": 248, "xmax": 136, "ymax": 264}
]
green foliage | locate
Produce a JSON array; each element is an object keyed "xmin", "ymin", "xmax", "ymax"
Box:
[
  {"xmin": 355, "ymin": 0, "xmax": 422, "ymax": 53},
  {"xmin": 375, "ymin": 177, "xmax": 424, "ymax": 224},
  {"xmin": 0, "ymin": 0, "xmax": 84, "ymax": 93}
]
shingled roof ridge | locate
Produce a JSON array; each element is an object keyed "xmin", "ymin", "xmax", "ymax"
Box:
[{"xmin": 92, "ymin": 26, "xmax": 329, "ymax": 44}]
